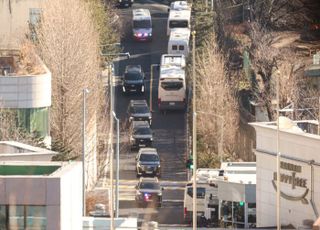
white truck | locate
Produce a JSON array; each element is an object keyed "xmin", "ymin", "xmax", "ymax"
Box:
[{"xmin": 183, "ymin": 169, "xmax": 222, "ymax": 226}]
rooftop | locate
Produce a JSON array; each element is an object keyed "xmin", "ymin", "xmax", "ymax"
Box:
[
  {"xmin": 250, "ymin": 117, "xmax": 320, "ymax": 138},
  {"xmin": 0, "ymin": 141, "xmax": 56, "ymax": 156},
  {"xmin": 0, "ymin": 48, "xmax": 45, "ymax": 76}
]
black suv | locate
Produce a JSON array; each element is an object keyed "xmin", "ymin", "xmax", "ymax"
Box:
[
  {"xmin": 128, "ymin": 100, "xmax": 152, "ymax": 125},
  {"xmin": 122, "ymin": 65, "xmax": 145, "ymax": 94},
  {"xmin": 136, "ymin": 148, "xmax": 160, "ymax": 177},
  {"xmin": 130, "ymin": 121, "xmax": 153, "ymax": 150},
  {"xmin": 135, "ymin": 177, "xmax": 163, "ymax": 208}
]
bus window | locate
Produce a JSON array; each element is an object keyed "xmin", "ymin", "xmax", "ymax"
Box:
[
  {"xmin": 172, "ymin": 45, "xmax": 178, "ymax": 50},
  {"xmin": 161, "ymin": 81, "xmax": 183, "ymax": 91},
  {"xmin": 179, "ymin": 45, "xmax": 184, "ymax": 50},
  {"xmin": 187, "ymin": 187, "xmax": 206, "ymax": 199},
  {"xmin": 169, "ymin": 20, "xmax": 188, "ymax": 28}
]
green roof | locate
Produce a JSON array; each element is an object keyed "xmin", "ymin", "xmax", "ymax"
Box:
[{"xmin": 0, "ymin": 165, "xmax": 60, "ymax": 176}]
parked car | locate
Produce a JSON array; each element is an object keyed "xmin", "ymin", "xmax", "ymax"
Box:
[
  {"xmin": 116, "ymin": 0, "xmax": 134, "ymax": 8},
  {"xmin": 121, "ymin": 65, "xmax": 145, "ymax": 94},
  {"xmin": 128, "ymin": 100, "xmax": 152, "ymax": 125},
  {"xmin": 130, "ymin": 121, "xmax": 153, "ymax": 150},
  {"xmin": 136, "ymin": 148, "xmax": 160, "ymax": 177},
  {"xmin": 135, "ymin": 177, "xmax": 163, "ymax": 208}
]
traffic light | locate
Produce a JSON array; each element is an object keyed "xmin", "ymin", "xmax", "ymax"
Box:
[
  {"xmin": 186, "ymin": 158, "xmax": 193, "ymax": 169},
  {"xmin": 239, "ymin": 201, "xmax": 244, "ymax": 206}
]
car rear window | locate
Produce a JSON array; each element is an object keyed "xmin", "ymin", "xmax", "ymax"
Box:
[
  {"xmin": 134, "ymin": 127, "xmax": 152, "ymax": 135},
  {"xmin": 140, "ymin": 182, "xmax": 160, "ymax": 190},
  {"xmin": 140, "ymin": 153, "xmax": 159, "ymax": 161},
  {"xmin": 133, "ymin": 20, "xmax": 151, "ymax": 28},
  {"xmin": 125, "ymin": 72, "xmax": 143, "ymax": 81}
]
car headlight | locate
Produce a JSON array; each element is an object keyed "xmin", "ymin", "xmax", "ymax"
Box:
[
  {"xmin": 149, "ymin": 33, "xmax": 152, "ymax": 37},
  {"xmin": 148, "ymin": 116, "xmax": 152, "ymax": 119},
  {"xmin": 150, "ymin": 137, "xmax": 153, "ymax": 141},
  {"xmin": 130, "ymin": 137, "xmax": 135, "ymax": 141},
  {"xmin": 129, "ymin": 117, "xmax": 133, "ymax": 121},
  {"xmin": 119, "ymin": 0, "xmax": 122, "ymax": 2},
  {"xmin": 158, "ymin": 193, "xmax": 162, "ymax": 196},
  {"xmin": 136, "ymin": 190, "xmax": 141, "ymax": 195}
]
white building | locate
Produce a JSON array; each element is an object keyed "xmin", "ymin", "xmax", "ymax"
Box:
[
  {"xmin": 0, "ymin": 161, "xmax": 82, "ymax": 230},
  {"xmin": 251, "ymin": 117, "xmax": 320, "ymax": 229}
]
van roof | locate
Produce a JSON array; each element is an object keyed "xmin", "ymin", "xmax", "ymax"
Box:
[
  {"xmin": 169, "ymin": 28, "xmax": 190, "ymax": 42},
  {"xmin": 133, "ymin": 9, "xmax": 151, "ymax": 20},
  {"xmin": 170, "ymin": 1, "xmax": 191, "ymax": 11},
  {"xmin": 168, "ymin": 9, "xmax": 191, "ymax": 21}
]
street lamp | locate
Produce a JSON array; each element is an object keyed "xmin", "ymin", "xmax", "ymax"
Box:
[
  {"xmin": 112, "ymin": 111, "xmax": 120, "ymax": 218},
  {"xmin": 276, "ymin": 70, "xmax": 281, "ymax": 230},
  {"xmin": 191, "ymin": 30, "xmax": 197, "ymax": 230},
  {"xmin": 82, "ymin": 88, "xmax": 90, "ymax": 217},
  {"xmin": 150, "ymin": 64, "xmax": 160, "ymax": 112}
]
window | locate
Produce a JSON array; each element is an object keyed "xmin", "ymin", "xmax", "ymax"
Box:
[
  {"xmin": 187, "ymin": 187, "xmax": 206, "ymax": 199},
  {"xmin": 133, "ymin": 20, "xmax": 151, "ymax": 28},
  {"xmin": 169, "ymin": 20, "xmax": 188, "ymax": 28},
  {"xmin": 179, "ymin": 45, "xmax": 184, "ymax": 51},
  {"xmin": 6, "ymin": 206, "xmax": 46, "ymax": 230},
  {"xmin": 0, "ymin": 206, "xmax": 6, "ymax": 229},
  {"xmin": 172, "ymin": 45, "xmax": 177, "ymax": 51},
  {"xmin": 161, "ymin": 81, "xmax": 183, "ymax": 91}
]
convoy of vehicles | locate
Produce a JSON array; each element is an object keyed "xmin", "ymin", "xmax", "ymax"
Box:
[
  {"xmin": 122, "ymin": 1, "xmax": 192, "ymax": 212},
  {"xmin": 132, "ymin": 9, "xmax": 153, "ymax": 42}
]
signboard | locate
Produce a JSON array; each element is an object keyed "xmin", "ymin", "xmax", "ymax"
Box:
[{"xmin": 272, "ymin": 161, "xmax": 309, "ymax": 204}]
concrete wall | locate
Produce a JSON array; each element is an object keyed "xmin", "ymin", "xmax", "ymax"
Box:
[
  {"xmin": 0, "ymin": 153, "xmax": 55, "ymax": 161},
  {"xmin": 0, "ymin": 162, "xmax": 82, "ymax": 230},
  {"xmin": 0, "ymin": 74, "xmax": 51, "ymax": 108},
  {"xmin": 252, "ymin": 123, "xmax": 320, "ymax": 228},
  {"xmin": 0, "ymin": 0, "xmax": 46, "ymax": 48}
]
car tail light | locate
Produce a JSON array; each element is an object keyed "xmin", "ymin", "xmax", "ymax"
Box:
[
  {"xmin": 144, "ymin": 193, "xmax": 151, "ymax": 201},
  {"xmin": 184, "ymin": 207, "xmax": 187, "ymax": 218}
]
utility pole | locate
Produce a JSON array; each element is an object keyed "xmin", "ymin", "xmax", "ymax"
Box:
[
  {"xmin": 82, "ymin": 88, "xmax": 89, "ymax": 217},
  {"xmin": 192, "ymin": 30, "xmax": 197, "ymax": 230},
  {"xmin": 276, "ymin": 70, "xmax": 281, "ymax": 230},
  {"xmin": 112, "ymin": 112, "xmax": 120, "ymax": 218},
  {"xmin": 109, "ymin": 65, "xmax": 115, "ymax": 230}
]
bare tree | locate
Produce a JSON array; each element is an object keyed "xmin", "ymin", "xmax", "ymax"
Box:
[
  {"xmin": 195, "ymin": 33, "xmax": 240, "ymax": 167},
  {"xmin": 35, "ymin": 0, "xmax": 103, "ymax": 160}
]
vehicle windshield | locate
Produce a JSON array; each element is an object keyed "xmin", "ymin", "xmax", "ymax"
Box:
[
  {"xmin": 133, "ymin": 20, "xmax": 151, "ymax": 29},
  {"xmin": 187, "ymin": 187, "xmax": 206, "ymax": 199},
  {"xmin": 169, "ymin": 20, "xmax": 188, "ymax": 28},
  {"xmin": 139, "ymin": 182, "xmax": 160, "ymax": 190},
  {"xmin": 134, "ymin": 127, "xmax": 152, "ymax": 135},
  {"xmin": 161, "ymin": 81, "xmax": 183, "ymax": 90},
  {"xmin": 140, "ymin": 153, "xmax": 159, "ymax": 161},
  {"xmin": 131, "ymin": 105, "xmax": 149, "ymax": 114},
  {"xmin": 124, "ymin": 72, "xmax": 143, "ymax": 81}
]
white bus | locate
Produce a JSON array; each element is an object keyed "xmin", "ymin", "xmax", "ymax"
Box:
[
  {"xmin": 158, "ymin": 54, "xmax": 186, "ymax": 112},
  {"xmin": 168, "ymin": 28, "xmax": 190, "ymax": 57},
  {"xmin": 167, "ymin": 9, "xmax": 191, "ymax": 36},
  {"xmin": 168, "ymin": 1, "xmax": 191, "ymax": 12}
]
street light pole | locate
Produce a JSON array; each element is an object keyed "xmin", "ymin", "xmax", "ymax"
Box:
[
  {"xmin": 109, "ymin": 64, "xmax": 115, "ymax": 230},
  {"xmin": 276, "ymin": 70, "xmax": 281, "ymax": 230},
  {"xmin": 82, "ymin": 88, "xmax": 89, "ymax": 217},
  {"xmin": 112, "ymin": 112, "xmax": 120, "ymax": 218},
  {"xmin": 150, "ymin": 64, "xmax": 160, "ymax": 112},
  {"xmin": 192, "ymin": 30, "xmax": 197, "ymax": 230}
]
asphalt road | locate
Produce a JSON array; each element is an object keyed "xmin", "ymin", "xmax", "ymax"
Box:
[{"xmin": 113, "ymin": 0, "xmax": 188, "ymax": 225}]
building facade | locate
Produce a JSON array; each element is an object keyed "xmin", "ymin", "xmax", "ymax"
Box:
[
  {"xmin": 0, "ymin": 161, "xmax": 82, "ymax": 230},
  {"xmin": 251, "ymin": 118, "xmax": 320, "ymax": 229}
]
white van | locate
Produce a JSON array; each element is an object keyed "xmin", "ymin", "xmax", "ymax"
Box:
[
  {"xmin": 158, "ymin": 54, "xmax": 186, "ymax": 112},
  {"xmin": 168, "ymin": 1, "xmax": 191, "ymax": 11},
  {"xmin": 167, "ymin": 9, "xmax": 191, "ymax": 36},
  {"xmin": 168, "ymin": 28, "xmax": 190, "ymax": 57},
  {"xmin": 132, "ymin": 9, "xmax": 152, "ymax": 41}
]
